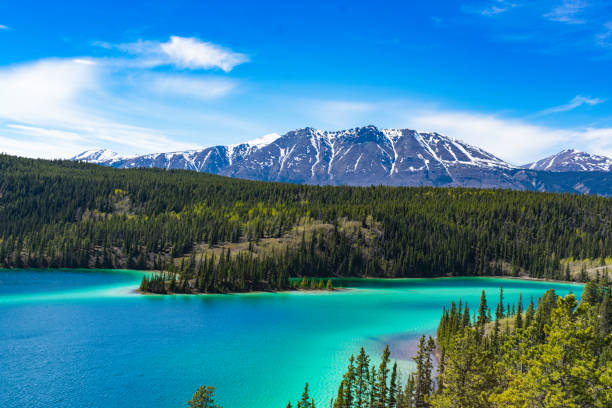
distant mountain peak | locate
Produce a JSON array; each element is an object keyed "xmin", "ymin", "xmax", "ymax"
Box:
[
  {"xmin": 522, "ymin": 149, "xmax": 612, "ymax": 172},
  {"xmin": 72, "ymin": 148, "xmax": 124, "ymax": 163},
  {"xmin": 70, "ymin": 125, "xmax": 611, "ymax": 194}
]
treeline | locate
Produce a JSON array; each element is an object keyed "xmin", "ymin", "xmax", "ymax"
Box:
[
  {"xmin": 0, "ymin": 154, "xmax": 611, "ymax": 282},
  {"xmin": 139, "ymin": 264, "xmax": 333, "ymax": 294},
  {"xmin": 281, "ymin": 281, "xmax": 611, "ymax": 408}
]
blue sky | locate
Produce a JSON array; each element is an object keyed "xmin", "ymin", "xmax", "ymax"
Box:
[{"xmin": 0, "ymin": 0, "xmax": 611, "ymax": 164}]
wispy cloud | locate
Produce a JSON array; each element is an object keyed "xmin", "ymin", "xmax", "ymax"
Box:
[
  {"xmin": 0, "ymin": 24, "xmax": 9, "ymax": 30},
  {"xmin": 481, "ymin": 1, "xmax": 521, "ymax": 16},
  {"xmin": 300, "ymin": 98, "xmax": 612, "ymax": 163},
  {"xmin": 144, "ymin": 74, "xmax": 237, "ymax": 100},
  {"xmin": 597, "ymin": 21, "xmax": 612, "ymax": 48},
  {"xmin": 102, "ymin": 36, "xmax": 249, "ymax": 72},
  {"xmin": 537, "ymin": 95, "xmax": 606, "ymax": 115},
  {"xmin": 409, "ymin": 109, "xmax": 612, "ymax": 163},
  {"xmin": 463, "ymin": 1, "xmax": 521, "ymax": 17},
  {"xmin": 545, "ymin": 0, "xmax": 588, "ymax": 24},
  {"xmin": 6, "ymin": 124, "xmax": 83, "ymax": 141},
  {"xmin": 0, "ymin": 58, "xmax": 200, "ymax": 158}
]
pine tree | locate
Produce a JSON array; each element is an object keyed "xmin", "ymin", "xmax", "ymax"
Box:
[
  {"xmin": 341, "ymin": 355, "xmax": 355, "ymax": 408},
  {"xmin": 414, "ymin": 336, "xmax": 434, "ymax": 407},
  {"xmin": 354, "ymin": 347, "xmax": 370, "ymax": 408},
  {"xmin": 524, "ymin": 296, "xmax": 535, "ymax": 328},
  {"xmin": 187, "ymin": 385, "xmax": 222, "ymax": 408},
  {"xmin": 461, "ymin": 304, "xmax": 471, "ymax": 328},
  {"xmin": 477, "ymin": 290, "xmax": 488, "ymax": 327},
  {"xmin": 333, "ymin": 382, "xmax": 345, "ymax": 408},
  {"xmin": 369, "ymin": 366, "xmax": 377, "ymax": 408},
  {"xmin": 389, "ymin": 362, "xmax": 398, "ymax": 408},
  {"xmin": 375, "ymin": 345, "xmax": 391, "ymax": 408},
  {"xmin": 515, "ymin": 293, "xmax": 523, "ymax": 330},
  {"xmin": 495, "ymin": 287, "xmax": 504, "ymax": 320},
  {"xmin": 298, "ymin": 383, "xmax": 312, "ymax": 408},
  {"xmin": 599, "ymin": 287, "xmax": 611, "ymax": 337}
]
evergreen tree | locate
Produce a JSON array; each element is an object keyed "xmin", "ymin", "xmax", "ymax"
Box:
[
  {"xmin": 187, "ymin": 385, "xmax": 222, "ymax": 408},
  {"xmin": 524, "ymin": 296, "xmax": 535, "ymax": 328},
  {"xmin": 298, "ymin": 383, "xmax": 312, "ymax": 408},
  {"xmin": 389, "ymin": 362, "xmax": 398, "ymax": 408},
  {"xmin": 375, "ymin": 345, "xmax": 391, "ymax": 408},
  {"xmin": 514, "ymin": 293, "xmax": 523, "ymax": 330},
  {"xmin": 477, "ymin": 290, "xmax": 488, "ymax": 327},
  {"xmin": 354, "ymin": 347, "xmax": 370, "ymax": 408}
]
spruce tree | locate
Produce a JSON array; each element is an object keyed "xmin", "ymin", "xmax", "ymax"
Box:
[
  {"xmin": 375, "ymin": 345, "xmax": 391, "ymax": 408},
  {"xmin": 477, "ymin": 290, "xmax": 488, "ymax": 326},
  {"xmin": 515, "ymin": 293, "xmax": 523, "ymax": 330},
  {"xmin": 298, "ymin": 383, "xmax": 312, "ymax": 408},
  {"xmin": 354, "ymin": 347, "xmax": 370, "ymax": 408},
  {"xmin": 599, "ymin": 287, "xmax": 611, "ymax": 337},
  {"xmin": 525, "ymin": 296, "xmax": 535, "ymax": 328},
  {"xmin": 389, "ymin": 362, "xmax": 398, "ymax": 408}
]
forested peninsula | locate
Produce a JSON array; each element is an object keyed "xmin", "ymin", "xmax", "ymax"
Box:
[{"xmin": 1, "ymin": 154, "xmax": 611, "ymax": 294}]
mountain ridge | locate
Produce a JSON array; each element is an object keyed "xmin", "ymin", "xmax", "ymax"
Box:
[
  {"xmin": 72, "ymin": 125, "xmax": 612, "ymax": 195},
  {"xmin": 522, "ymin": 149, "xmax": 612, "ymax": 172}
]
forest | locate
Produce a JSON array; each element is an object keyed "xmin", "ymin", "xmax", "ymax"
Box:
[
  {"xmin": 0, "ymin": 154, "xmax": 611, "ymax": 293},
  {"xmin": 187, "ymin": 281, "xmax": 612, "ymax": 407}
]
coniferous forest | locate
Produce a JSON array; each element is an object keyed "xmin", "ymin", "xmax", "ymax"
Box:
[{"xmin": 1, "ymin": 154, "xmax": 611, "ymax": 293}]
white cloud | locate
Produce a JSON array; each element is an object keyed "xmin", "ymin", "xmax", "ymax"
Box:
[
  {"xmin": 109, "ymin": 36, "xmax": 249, "ymax": 72},
  {"xmin": 0, "ymin": 58, "xmax": 199, "ymax": 158},
  {"xmin": 0, "ymin": 25, "xmax": 9, "ymax": 30},
  {"xmin": 409, "ymin": 109, "xmax": 612, "ymax": 164},
  {"xmin": 0, "ymin": 58, "xmax": 99, "ymax": 123},
  {"xmin": 161, "ymin": 36, "xmax": 248, "ymax": 72},
  {"xmin": 545, "ymin": 0, "xmax": 588, "ymax": 24},
  {"xmin": 299, "ymin": 97, "xmax": 612, "ymax": 163},
  {"xmin": 579, "ymin": 127, "xmax": 612, "ymax": 158},
  {"xmin": 538, "ymin": 95, "xmax": 606, "ymax": 115},
  {"xmin": 6, "ymin": 124, "xmax": 83, "ymax": 141}
]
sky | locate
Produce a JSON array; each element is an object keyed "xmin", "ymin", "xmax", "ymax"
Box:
[{"xmin": 0, "ymin": 0, "xmax": 611, "ymax": 164}]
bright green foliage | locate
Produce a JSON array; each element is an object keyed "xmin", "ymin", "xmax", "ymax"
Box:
[
  {"xmin": 429, "ymin": 329, "xmax": 497, "ymax": 408},
  {"xmin": 432, "ymin": 287, "xmax": 612, "ymax": 408},
  {"xmin": 491, "ymin": 294, "xmax": 611, "ymax": 407}
]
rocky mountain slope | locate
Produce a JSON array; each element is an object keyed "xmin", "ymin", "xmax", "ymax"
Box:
[
  {"xmin": 72, "ymin": 125, "xmax": 612, "ymax": 195},
  {"xmin": 522, "ymin": 149, "xmax": 612, "ymax": 172}
]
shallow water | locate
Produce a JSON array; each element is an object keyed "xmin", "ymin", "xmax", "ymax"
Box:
[{"xmin": 0, "ymin": 269, "xmax": 582, "ymax": 408}]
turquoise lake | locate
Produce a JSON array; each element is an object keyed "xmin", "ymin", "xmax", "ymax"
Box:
[{"xmin": 0, "ymin": 269, "xmax": 583, "ymax": 408}]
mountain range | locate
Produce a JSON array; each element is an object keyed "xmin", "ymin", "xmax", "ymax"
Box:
[{"xmin": 72, "ymin": 125, "xmax": 612, "ymax": 195}]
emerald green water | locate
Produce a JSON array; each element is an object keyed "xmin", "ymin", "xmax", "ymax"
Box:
[{"xmin": 0, "ymin": 270, "xmax": 582, "ymax": 408}]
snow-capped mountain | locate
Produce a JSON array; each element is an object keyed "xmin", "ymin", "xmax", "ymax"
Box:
[
  {"xmin": 522, "ymin": 149, "xmax": 612, "ymax": 172},
  {"xmin": 72, "ymin": 125, "xmax": 612, "ymax": 195},
  {"xmin": 71, "ymin": 148, "xmax": 133, "ymax": 165}
]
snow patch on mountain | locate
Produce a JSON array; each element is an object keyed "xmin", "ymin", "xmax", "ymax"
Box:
[
  {"xmin": 522, "ymin": 149, "xmax": 612, "ymax": 172},
  {"xmin": 70, "ymin": 126, "xmax": 611, "ymax": 194}
]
